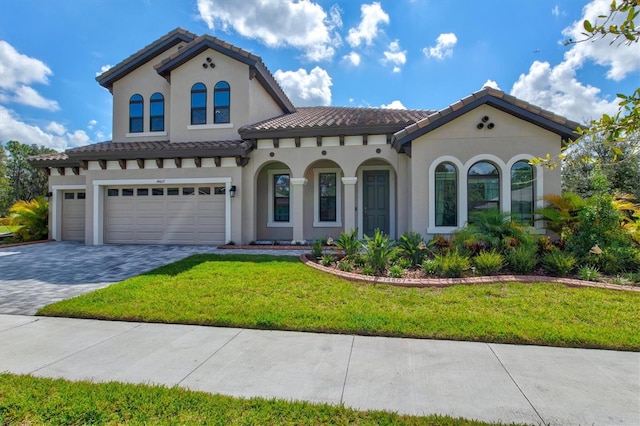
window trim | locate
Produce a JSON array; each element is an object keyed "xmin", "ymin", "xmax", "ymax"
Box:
[
  {"xmin": 267, "ymin": 169, "xmax": 292, "ymax": 228},
  {"xmin": 129, "ymin": 94, "xmax": 143, "ymax": 133},
  {"xmin": 150, "ymin": 92, "xmax": 165, "ymax": 132},
  {"xmin": 467, "ymin": 160, "xmax": 501, "ymax": 222},
  {"xmin": 313, "ymin": 168, "xmax": 342, "ymax": 227}
]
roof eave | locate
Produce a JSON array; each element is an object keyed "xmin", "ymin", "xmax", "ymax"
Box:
[{"xmin": 240, "ymin": 123, "xmax": 416, "ymax": 140}]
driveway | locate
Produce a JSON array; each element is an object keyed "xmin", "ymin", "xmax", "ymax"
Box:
[{"xmin": 0, "ymin": 241, "xmax": 306, "ymax": 315}]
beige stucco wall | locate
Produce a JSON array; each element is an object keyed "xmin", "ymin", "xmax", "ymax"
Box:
[
  {"xmin": 409, "ymin": 104, "xmax": 562, "ymax": 237},
  {"xmin": 111, "ymin": 44, "xmax": 183, "ymax": 141}
]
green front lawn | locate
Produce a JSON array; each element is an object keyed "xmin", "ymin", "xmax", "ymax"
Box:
[
  {"xmin": 0, "ymin": 374, "xmax": 506, "ymax": 425},
  {"xmin": 39, "ymin": 254, "xmax": 640, "ymax": 351}
]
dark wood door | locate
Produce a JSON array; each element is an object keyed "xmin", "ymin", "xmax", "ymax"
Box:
[{"xmin": 363, "ymin": 170, "xmax": 389, "ymax": 236}]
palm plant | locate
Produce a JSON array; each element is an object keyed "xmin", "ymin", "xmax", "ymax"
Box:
[
  {"xmin": 362, "ymin": 228, "xmax": 397, "ymax": 275},
  {"xmin": 535, "ymin": 193, "xmax": 586, "ymax": 237},
  {"xmin": 397, "ymin": 231, "xmax": 429, "ymax": 267},
  {"xmin": 7, "ymin": 196, "xmax": 49, "ymax": 241}
]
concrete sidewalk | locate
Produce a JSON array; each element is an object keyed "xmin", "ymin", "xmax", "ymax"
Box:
[{"xmin": 1, "ymin": 315, "xmax": 638, "ymax": 425}]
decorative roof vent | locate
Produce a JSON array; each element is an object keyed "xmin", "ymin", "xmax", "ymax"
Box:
[{"xmin": 476, "ymin": 115, "xmax": 495, "ymax": 130}]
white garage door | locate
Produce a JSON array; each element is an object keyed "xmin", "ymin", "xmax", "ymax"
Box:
[
  {"xmin": 61, "ymin": 191, "xmax": 85, "ymax": 242},
  {"xmin": 105, "ymin": 185, "xmax": 226, "ymax": 245}
]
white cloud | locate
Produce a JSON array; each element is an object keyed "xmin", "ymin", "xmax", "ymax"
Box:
[
  {"xmin": 382, "ymin": 40, "xmax": 406, "ymax": 72},
  {"xmin": 45, "ymin": 121, "xmax": 66, "ymax": 136},
  {"xmin": 274, "ymin": 66, "xmax": 332, "ymax": 106},
  {"xmin": 88, "ymin": 119, "xmax": 97, "ymax": 129},
  {"xmin": 343, "ymin": 51, "xmax": 361, "ymax": 66},
  {"xmin": 423, "ymin": 33, "xmax": 457, "ymax": 60},
  {"xmin": 0, "ymin": 40, "xmax": 52, "ymax": 90},
  {"xmin": 0, "ymin": 106, "xmax": 93, "ymax": 151},
  {"xmin": 197, "ymin": 0, "xmax": 341, "ymax": 61},
  {"xmin": 481, "ymin": 79, "xmax": 501, "ymax": 90},
  {"xmin": 96, "ymin": 64, "xmax": 113, "ymax": 77},
  {"xmin": 562, "ymin": 0, "xmax": 640, "ymax": 81},
  {"xmin": 509, "ymin": 0, "xmax": 638, "ymax": 122},
  {"xmin": 510, "ymin": 60, "xmax": 617, "ymax": 122},
  {"xmin": 12, "ymin": 85, "xmax": 59, "ymax": 111},
  {"xmin": 551, "ymin": 5, "xmax": 560, "ymax": 17},
  {"xmin": 380, "ymin": 100, "xmax": 406, "ymax": 109},
  {"xmin": 346, "ymin": 2, "xmax": 389, "ymax": 47}
]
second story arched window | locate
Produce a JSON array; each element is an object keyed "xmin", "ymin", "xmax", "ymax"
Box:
[
  {"xmin": 214, "ymin": 81, "xmax": 230, "ymax": 123},
  {"xmin": 150, "ymin": 92, "xmax": 164, "ymax": 132},
  {"xmin": 129, "ymin": 94, "xmax": 143, "ymax": 133},
  {"xmin": 191, "ymin": 83, "xmax": 207, "ymax": 125}
]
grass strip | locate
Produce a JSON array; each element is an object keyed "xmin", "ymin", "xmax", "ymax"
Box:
[
  {"xmin": 0, "ymin": 373, "xmax": 517, "ymax": 425},
  {"xmin": 38, "ymin": 254, "xmax": 640, "ymax": 351}
]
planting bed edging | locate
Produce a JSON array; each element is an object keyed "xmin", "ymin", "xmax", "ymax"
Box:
[
  {"xmin": 300, "ymin": 254, "xmax": 640, "ymax": 292},
  {"xmin": 0, "ymin": 239, "xmax": 55, "ymax": 249}
]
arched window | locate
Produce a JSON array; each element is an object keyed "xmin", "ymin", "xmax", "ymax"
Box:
[
  {"xmin": 150, "ymin": 93, "xmax": 164, "ymax": 132},
  {"xmin": 435, "ymin": 162, "xmax": 457, "ymax": 226},
  {"xmin": 191, "ymin": 83, "xmax": 207, "ymax": 125},
  {"xmin": 467, "ymin": 161, "xmax": 500, "ymax": 220},
  {"xmin": 129, "ymin": 94, "xmax": 143, "ymax": 133},
  {"xmin": 214, "ymin": 81, "xmax": 230, "ymax": 123},
  {"xmin": 511, "ymin": 161, "xmax": 534, "ymax": 224}
]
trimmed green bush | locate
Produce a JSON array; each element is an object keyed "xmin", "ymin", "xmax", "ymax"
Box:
[
  {"xmin": 434, "ymin": 251, "xmax": 471, "ymax": 278},
  {"xmin": 398, "ymin": 231, "xmax": 428, "ymax": 267},
  {"xmin": 577, "ymin": 265, "xmax": 601, "ymax": 282},
  {"xmin": 473, "ymin": 250, "xmax": 504, "ymax": 275},
  {"xmin": 335, "ymin": 229, "xmax": 361, "ymax": 257},
  {"xmin": 422, "ymin": 258, "xmax": 439, "ymax": 276},
  {"xmin": 541, "ymin": 250, "xmax": 576, "ymax": 276},
  {"xmin": 506, "ymin": 246, "xmax": 538, "ymax": 274},
  {"xmin": 388, "ymin": 264, "xmax": 404, "ymax": 278}
]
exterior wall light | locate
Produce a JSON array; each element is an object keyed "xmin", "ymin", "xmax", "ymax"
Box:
[
  {"xmin": 229, "ymin": 185, "xmax": 237, "ymax": 198},
  {"xmin": 44, "ymin": 191, "xmax": 53, "ymax": 201}
]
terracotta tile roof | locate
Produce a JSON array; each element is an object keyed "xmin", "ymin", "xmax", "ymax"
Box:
[
  {"xmin": 239, "ymin": 106, "xmax": 434, "ymax": 138},
  {"xmin": 28, "ymin": 140, "xmax": 252, "ymax": 167},
  {"xmin": 393, "ymin": 88, "xmax": 583, "ymax": 152}
]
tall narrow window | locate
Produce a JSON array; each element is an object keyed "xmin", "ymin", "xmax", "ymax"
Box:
[
  {"xmin": 435, "ymin": 162, "xmax": 457, "ymax": 226},
  {"xmin": 150, "ymin": 92, "xmax": 164, "ymax": 132},
  {"xmin": 467, "ymin": 161, "xmax": 500, "ymax": 220},
  {"xmin": 511, "ymin": 161, "xmax": 534, "ymax": 224},
  {"xmin": 191, "ymin": 83, "xmax": 206, "ymax": 125},
  {"xmin": 214, "ymin": 81, "xmax": 230, "ymax": 123},
  {"xmin": 273, "ymin": 173, "xmax": 290, "ymax": 222},
  {"xmin": 318, "ymin": 173, "xmax": 337, "ymax": 222},
  {"xmin": 129, "ymin": 94, "xmax": 143, "ymax": 133}
]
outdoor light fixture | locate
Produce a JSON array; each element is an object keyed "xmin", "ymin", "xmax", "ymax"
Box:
[
  {"xmin": 229, "ymin": 185, "xmax": 237, "ymax": 198},
  {"xmin": 44, "ymin": 191, "xmax": 53, "ymax": 201}
]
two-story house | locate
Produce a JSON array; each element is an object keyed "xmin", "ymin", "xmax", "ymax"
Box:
[{"xmin": 30, "ymin": 28, "xmax": 581, "ymax": 245}]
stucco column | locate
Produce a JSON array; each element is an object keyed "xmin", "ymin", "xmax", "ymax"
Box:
[
  {"xmin": 342, "ymin": 177, "xmax": 357, "ymax": 233},
  {"xmin": 290, "ymin": 177, "xmax": 307, "ymax": 244}
]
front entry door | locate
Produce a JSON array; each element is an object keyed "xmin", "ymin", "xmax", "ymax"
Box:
[{"xmin": 363, "ymin": 170, "xmax": 390, "ymax": 236}]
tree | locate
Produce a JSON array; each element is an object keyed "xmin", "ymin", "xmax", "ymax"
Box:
[
  {"xmin": 567, "ymin": 0, "xmax": 639, "ymax": 158},
  {"xmin": 562, "ymin": 134, "xmax": 640, "ymax": 198},
  {"xmin": 0, "ymin": 145, "xmax": 11, "ymax": 215},
  {"xmin": 2, "ymin": 141, "xmax": 55, "ymax": 213}
]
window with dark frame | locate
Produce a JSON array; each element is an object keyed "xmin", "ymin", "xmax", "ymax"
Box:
[
  {"xmin": 214, "ymin": 81, "xmax": 230, "ymax": 123},
  {"xmin": 129, "ymin": 94, "xmax": 143, "ymax": 133},
  {"xmin": 190, "ymin": 83, "xmax": 207, "ymax": 125},
  {"xmin": 435, "ymin": 162, "xmax": 457, "ymax": 226},
  {"xmin": 137, "ymin": 188, "xmax": 149, "ymax": 196},
  {"xmin": 318, "ymin": 172, "xmax": 337, "ymax": 222},
  {"xmin": 77, "ymin": 192, "xmax": 86, "ymax": 200},
  {"xmin": 107, "ymin": 189, "xmax": 119, "ymax": 197},
  {"xmin": 152, "ymin": 188, "xmax": 164, "ymax": 196},
  {"xmin": 64, "ymin": 192, "xmax": 75, "ymax": 200},
  {"xmin": 273, "ymin": 173, "xmax": 290, "ymax": 222},
  {"xmin": 122, "ymin": 188, "xmax": 134, "ymax": 197},
  {"xmin": 150, "ymin": 92, "xmax": 164, "ymax": 132},
  {"xmin": 467, "ymin": 161, "xmax": 500, "ymax": 221},
  {"xmin": 182, "ymin": 187, "xmax": 195, "ymax": 196},
  {"xmin": 511, "ymin": 161, "xmax": 534, "ymax": 225},
  {"xmin": 167, "ymin": 188, "xmax": 179, "ymax": 196}
]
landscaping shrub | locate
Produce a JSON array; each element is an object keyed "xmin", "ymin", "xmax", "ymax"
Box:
[
  {"xmin": 397, "ymin": 231, "xmax": 428, "ymax": 267},
  {"xmin": 473, "ymin": 250, "xmax": 504, "ymax": 276},
  {"xmin": 362, "ymin": 228, "xmax": 397, "ymax": 275},
  {"xmin": 7, "ymin": 197, "xmax": 48, "ymax": 242},
  {"xmin": 320, "ymin": 254, "xmax": 334, "ymax": 267},
  {"xmin": 428, "ymin": 235, "xmax": 450, "ymax": 255},
  {"xmin": 387, "ymin": 264, "xmax": 404, "ymax": 278},
  {"xmin": 422, "ymin": 258, "xmax": 439, "ymax": 276},
  {"xmin": 577, "ymin": 265, "xmax": 601, "ymax": 282},
  {"xmin": 335, "ymin": 229, "xmax": 361, "ymax": 257},
  {"xmin": 505, "ymin": 246, "xmax": 538, "ymax": 274},
  {"xmin": 541, "ymin": 250, "xmax": 576, "ymax": 276},
  {"xmin": 310, "ymin": 239, "xmax": 323, "ymax": 259},
  {"xmin": 434, "ymin": 251, "xmax": 471, "ymax": 278},
  {"xmin": 338, "ymin": 260, "xmax": 354, "ymax": 272},
  {"xmin": 592, "ymin": 245, "xmax": 640, "ymax": 275},
  {"xmin": 396, "ymin": 257, "xmax": 412, "ymax": 270}
]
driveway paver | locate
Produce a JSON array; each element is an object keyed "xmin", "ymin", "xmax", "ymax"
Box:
[{"xmin": 0, "ymin": 241, "xmax": 305, "ymax": 315}]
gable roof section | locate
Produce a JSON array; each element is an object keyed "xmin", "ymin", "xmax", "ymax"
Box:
[
  {"xmin": 96, "ymin": 28, "xmax": 197, "ymax": 91},
  {"xmin": 392, "ymin": 88, "xmax": 583, "ymax": 154},
  {"xmin": 155, "ymin": 34, "xmax": 295, "ymax": 114},
  {"xmin": 239, "ymin": 106, "xmax": 433, "ymax": 139}
]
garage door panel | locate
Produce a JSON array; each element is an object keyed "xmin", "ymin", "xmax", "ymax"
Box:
[
  {"xmin": 105, "ymin": 185, "xmax": 226, "ymax": 245},
  {"xmin": 62, "ymin": 193, "xmax": 86, "ymax": 242}
]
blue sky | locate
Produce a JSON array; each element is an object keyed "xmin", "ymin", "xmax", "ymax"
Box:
[{"xmin": 0, "ymin": 0, "xmax": 638, "ymax": 151}]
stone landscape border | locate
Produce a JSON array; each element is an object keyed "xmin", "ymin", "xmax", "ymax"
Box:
[{"xmin": 299, "ymin": 254, "xmax": 640, "ymax": 293}]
